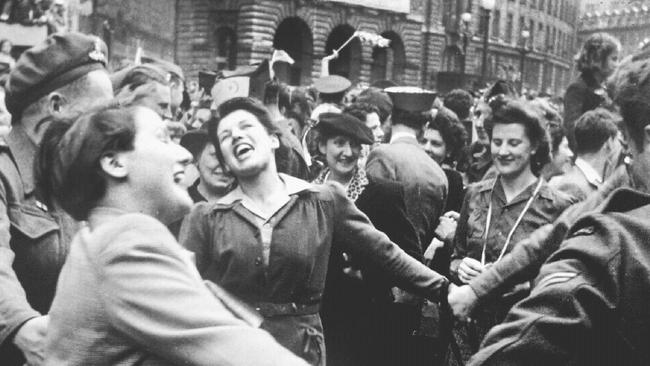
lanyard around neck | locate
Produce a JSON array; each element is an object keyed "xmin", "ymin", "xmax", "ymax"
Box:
[{"xmin": 480, "ymin": 177, "xmax": 544, "ymax": 266}]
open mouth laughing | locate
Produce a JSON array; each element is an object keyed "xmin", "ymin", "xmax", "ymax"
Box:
[{"xmin": 233, "ymin": 143, "xmax": 254, "ymax": 160}]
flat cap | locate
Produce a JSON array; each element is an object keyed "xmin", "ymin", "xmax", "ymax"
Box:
[
  {"xmin": 5, "ymin": 32, "xmax": 107, "ymax": 116},
  {"xmin": 314, "ymin": 75, "xmax": 351, "ymax": 94},
  {"xmin": 385, "ymin": 86, "xmax": 437, "ymax": 113},
  {"xmin": 316, "ymin": 112, "xmax": 374, "ymax": 145}
]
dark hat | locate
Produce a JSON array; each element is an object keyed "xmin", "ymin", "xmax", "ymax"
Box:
[
  {"xmin": 384, "ymin": 86, "xmax": 437, "ymax": 112},
  {"xmin": 5, "ymin": 32, "xmax": 108, "ymax": 116},
  {"xmin": 316, "ymin": 112, "xmax": 374, "ymax": 145},
  {"xmin": 357, "ymin": 87, "xmax": 393, "ymax": 122},
  {"xmin": 371, "ymin": 79, "xmax": 397, "ymax": 89},
  {"xmin": 314, "ymin": 75, "xmax": 351, "ymax": 94},
  {"xmin": 180, "ymin": 124, "xmax": 210, "ymax": 159},
  {"xmin": 141, "ymin": 56, "xmax": 185, "ymax": 81}
]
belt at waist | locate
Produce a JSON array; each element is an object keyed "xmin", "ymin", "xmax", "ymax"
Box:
[{"xmin": 254, "ymin": 302, "xmax": 320, "ymax": 317}]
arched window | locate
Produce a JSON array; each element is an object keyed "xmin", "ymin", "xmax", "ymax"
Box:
[
  {"xmin": 325, "ymin": 24, "xmax": 361, "ymax": 81},
  {"xmin": 273, "ymin": 17, "xmax": 313, "ymax": 86}
]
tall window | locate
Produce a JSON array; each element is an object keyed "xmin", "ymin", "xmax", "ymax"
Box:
[
  {"xmin": 506, "ymin": 13, "xmax": 514, "ymax": 44},
  {"xmin": 492, "ymin": 10, "xmax": 501, "ymax": 38},
  {"xmin": 529, "ymin": 20, "xmax": 535, "ymax": 47},
  {"xmin": 519, "ymin": 16, "xmax": 526, "ymax": 44},
  {"xmin": 539, "ymin": 0, "xmax": 545, "ymax": 10},
  {"xmin": 215, "ymin": 27, "xmax": 237, "ymax": 71}
]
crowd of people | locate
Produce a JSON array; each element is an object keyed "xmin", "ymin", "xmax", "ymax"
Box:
[{"xmin": 0, "ymin": 28, "xmax": 648, "ymax": 366}]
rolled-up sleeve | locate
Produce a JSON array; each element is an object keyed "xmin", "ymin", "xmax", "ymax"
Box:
[{"xmin": 328, "ymin": 182, "xmax": 448, "ymax": 301}]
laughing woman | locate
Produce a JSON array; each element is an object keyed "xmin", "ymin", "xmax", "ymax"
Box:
[
  {"xmin": 180, "ymin": 98, "xmax": 450, "ymax": 366},
  {"xmin": 39, "ymin": 105, "xmax": 307, "ymax": 365},
  {"xmin": 449, "ymin": 99, "xmax": 573, "ymax": 363}
]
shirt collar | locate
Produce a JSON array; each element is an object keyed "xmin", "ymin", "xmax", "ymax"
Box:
[
  {"xmin": 217, "ymin": 173, "xmax": 315, "ymax": 206},
  {"xmin": 389, "ymin": 131, "xmax": 418, "ymax": 144},
  {"xmin": 574, "ymin": 157, "xmax": 603, "ymax": 187}
]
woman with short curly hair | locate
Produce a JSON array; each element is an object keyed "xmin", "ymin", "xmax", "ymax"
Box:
[{"xmin": 564, "ymin": 32, "xmax": 621, "ymax": 150}]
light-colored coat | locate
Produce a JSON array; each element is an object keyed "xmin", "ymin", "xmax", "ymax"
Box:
[{"xmin": 44, "ymin": 207, "xmax": 307, "ymax": 366}]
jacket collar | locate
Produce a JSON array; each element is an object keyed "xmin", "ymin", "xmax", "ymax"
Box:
[
  {"xmin": 5, "ymin": 124, "xmax": 37, "ymax": 195},
  {"xmin": 574, "ymin": 158, "xmax": 603, "ymax": 187}
]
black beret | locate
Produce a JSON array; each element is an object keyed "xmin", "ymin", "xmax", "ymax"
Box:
[
  {"xmin": 385, "ymin": 86, "xmax": 437, "ymax": 113},
  {"xmin": 316, "ymin": 112, "xmax": 374, "ymax": 145},
  {"xmin": 5, "ymin": 32, "xmax": 108, "ymax": 116}
]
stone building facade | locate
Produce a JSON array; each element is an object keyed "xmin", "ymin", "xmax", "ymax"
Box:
[
  {"xmin": 437, "ymin": 0, "xmax": 579, "ymax": 95},
  {"xmin": 579, "ymin": 2, "xmax": 650, "ymax": 59},
  {"xmin": 175, "ymin": 0, "xmax": 432, "ymax": 87}
]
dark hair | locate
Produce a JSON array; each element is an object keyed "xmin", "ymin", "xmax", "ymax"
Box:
[
  {"xmin": 427, "ymin": 106, "xmax": 467, "ymax": 165},
  {"xmin": 392, "ymin": 108, "xmax": 432, "ymax": 130},
  {"xmin": 575, "ymin": 33, "xmax": 621, "ymax": 75},
  {"xmin": 320, "ymin": 91, "xmax": 345, "ymax": 105},
  {"xmin": 529, "ymin": 98, "xmax": 564, "ymax": 153},
  {"xmin": 547, "ymin": 122, "xmax": 566, "ymax": 154},
  {"xmin": 343, "ymin": 102, "xmax": 380, "ymax": 122},
  {"xmin": 608, "ymin": 52, "xmax": 650, "ymax": 149},
  {"xmin": 444, "ymin": 89, "xmax": 473, "ymax": 120},
  {"xmin": 209, "ymin": 97, "xmax": 281, "ymax": 169},
  {"xmin": 489, "ymin": 99, "xmax": 551, "ymax": 175},
  {"xmin": 573, "ymin": 108, "xmax": 619, "ymax": 155},
  {"xmin": 37, "ymin": 104, "xmax": 138, "ymax": 220}
]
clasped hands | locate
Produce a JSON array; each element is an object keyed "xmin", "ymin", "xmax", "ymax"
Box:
[{"xmin": 447, "ymin": 258, "xmax": 490, "ymax": 322}]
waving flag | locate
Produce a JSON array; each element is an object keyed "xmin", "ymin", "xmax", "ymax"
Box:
[{"xmin": 354, "ymin": 31, "xmax": 391, "ymax": 48}]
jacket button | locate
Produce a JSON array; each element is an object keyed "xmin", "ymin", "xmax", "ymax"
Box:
[{"xmin": 255, "ymin": 257, "xmax": 263, "ymax": 266}]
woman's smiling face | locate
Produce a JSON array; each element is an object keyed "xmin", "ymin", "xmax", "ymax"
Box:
[
  {"xmin": 491, "ymin": 123, "xmax": 535, "ymax": 178},
  {"xmin": 319, "ymin": 135, "xmax": 361, "ymax": 179}
]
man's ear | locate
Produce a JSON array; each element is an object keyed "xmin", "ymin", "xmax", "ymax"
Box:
[
  {"xmin": 99, "ymin": 152, "xmax": 128, "ymax": 179},
  {"xmin": 47, "ymin": 92, "xmax": 67, "ymax": 116}
]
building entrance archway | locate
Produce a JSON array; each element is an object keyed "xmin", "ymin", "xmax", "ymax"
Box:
[{"xmin": 273, "ymin": 17, "xmax": 313, "ymax": 85}]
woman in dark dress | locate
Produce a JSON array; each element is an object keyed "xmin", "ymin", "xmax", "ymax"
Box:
[
  {"xmin": 564, "ymin": 32, "xmax": 620, "ymax": 151},
  {"xmin": 420, "ymin": 106, "xmax": 467, "ymax": 212},
  {"xmin": 180, "ymin": 98, "xmax": 450, "ymax": 365},
  {"xmin": 311, "ymin": 112, "xmax": 421, "ymax": 366}
]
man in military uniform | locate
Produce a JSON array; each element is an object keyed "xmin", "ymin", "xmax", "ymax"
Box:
[
  {"xmin": 466, "ymin": 46, "xmax": 650, "ymax": 365},
  {"xmin": 0, "ymin": 33, "xmax": 113, "ymax": 365}
]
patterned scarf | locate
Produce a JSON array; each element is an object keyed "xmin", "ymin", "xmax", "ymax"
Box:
[{"xmin": 313, "ymin": 167, "xmax": 369, "ymax": 202}]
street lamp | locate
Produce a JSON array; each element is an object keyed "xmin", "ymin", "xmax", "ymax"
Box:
[
  {"xmin": 479, "ymin": 0, "xmax": 496, "ymax": 87},
  {"xmin": 459, "ymin": 12, "xmax": 472, "ymax": 88},
  {"xmin": 518, "ymin": 27, "xmax": 532, "ymax": 94}
]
